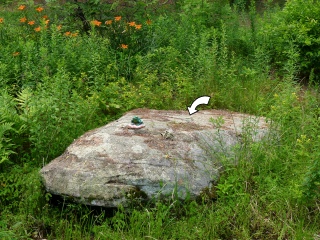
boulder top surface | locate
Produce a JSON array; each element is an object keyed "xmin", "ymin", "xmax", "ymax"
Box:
[{"xmin": 40, "ymin": 108, "xmax": 268, "ymax": 207}]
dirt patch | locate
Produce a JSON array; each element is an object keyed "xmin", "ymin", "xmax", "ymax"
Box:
[
  {"xmin": 168, "ymin": 122, "xmax": 210, "ymax": 131},
  {"xmin": 114, "ymin": 127, "xmax": 151, "ymax": 137},
  {"xmin": 74, "ymin": 136, "xmax": 103, "ymax": 146},
  {"xmin": 144, "ymin": 138, "xmax": 177, "ymax": 151}
]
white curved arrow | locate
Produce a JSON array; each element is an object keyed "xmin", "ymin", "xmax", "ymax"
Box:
[{"xmin": 187, "ymin": 96, "xmax": 211, "ymax": 115}]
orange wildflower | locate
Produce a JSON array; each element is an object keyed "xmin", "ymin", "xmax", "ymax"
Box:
[
  {"xmin": 18, "ymin": 5, "xmax": 26, "ymax": 10},
  {"xmin": 121, "ymin": 44, "xmax": 128, "ymax": 49},
  {"xmin": 72, "ymin": 32, "xmax": 78, "ymax": 37},
  {"xmin": 115, "ymin": 16, "xmax": 121, "ymax": 21},
  {"xmin": 105, "ymin": 20, "xmax": 112, "ymax": 25},
  {"xmin": 45, "ymin": 19, "xmax": 50, "ymax": 25},
  {"xmin": 13, "ymin": 52, "xmax": 20, "ymax": 56},
  {"xmin": 42, "ymin": 15, "xmax": 48, "ymax": 19},
  {"xmin": 135, "ymin": 24, "xmax": 142, "ymax": 30},
  {"xmin": 128, "ymin": 21, "xmax": 135, "ymax": 27},
  {"xmin": 36, "ymin": 7, "xmax": 44, "ymax": 12},
  {"xmin": 20, "ymin": 17, "xmax": 27, "ymax": 23},
  {"xmin": 28, "ymin": 21, "xmax": 35, "ymax": 25},
  {"xmin": 91, "ymin": 20, "xmax": 102, "ymax": 26},
  {"xmin": 34, "ymin": 26, "xmax": 41, "ymax": 32},
  {"xmin": 146, "ymin": 19, "xmax": 152, "ymax": 25},
  {"xmin": 57, "ymin": 25, "xmax": 62, "ymax": 31},
  {"xmin": 0, "ymin": 18, "xmax": 3, "ymax": 23},
  {"xmin": 64, "ymin": 31, "xmax": 71, "ymax": 36}
]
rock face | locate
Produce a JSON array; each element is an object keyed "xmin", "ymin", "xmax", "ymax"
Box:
[{"xmin": 40, "ymin": 108, "xmax": 268, "ymax": 207}]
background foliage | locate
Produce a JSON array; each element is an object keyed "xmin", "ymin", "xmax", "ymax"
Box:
[
  {"xmin": 0, "ymin": 0, "xmax": 319, "ymax": 239},
  {"xmin": 260, "ymin": 0, "xmax": 320, "ymax": 82}
]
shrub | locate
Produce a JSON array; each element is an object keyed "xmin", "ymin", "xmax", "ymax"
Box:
[{"xmin": 260, "ymin": 0, "xmax": 320, "ymax": 82}]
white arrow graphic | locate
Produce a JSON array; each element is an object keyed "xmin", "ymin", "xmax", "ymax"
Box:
[{"xmin": 187, "ymin": 96, "xmax": 211, "ymax": 115}]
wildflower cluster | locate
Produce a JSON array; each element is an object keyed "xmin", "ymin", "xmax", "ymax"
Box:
[
  {"xmin": 89, "ymin": 15, "xmax": 152, "ymax": 52},
  {"xmin": 16, "ymin": 5, "xmax": 50, "ymax": 32},
  {"xmin": 2, "ymin": 4, "xmax": 81, "ymax": 39},
  {"xmin": 1, "ymin": 4, "xmax": 153, "ymax": 55}
]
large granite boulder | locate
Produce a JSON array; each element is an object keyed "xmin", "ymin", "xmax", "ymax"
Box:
[{"xmin": 40, "ymin": 109, "xmax": 268, "ymax": 207}]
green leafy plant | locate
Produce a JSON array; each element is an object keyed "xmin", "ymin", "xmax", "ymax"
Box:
[
  {"xmin": 0, "ymin": 90, "xmax": 26, "ymax": 166},
  {"xmin": 0, "ymin": 121, "xmax": 15, "ymax": 165},
  {"xmin": 261, "ymin": 0, "xmax": 320, "ymax": 82}
]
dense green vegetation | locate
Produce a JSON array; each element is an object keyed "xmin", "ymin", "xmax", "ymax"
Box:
[{"xmin": 0, "ymin": 0, "xmax": 319, "ymax": 239}]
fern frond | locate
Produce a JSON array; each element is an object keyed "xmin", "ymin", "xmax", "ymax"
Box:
[
  {"xmin": 16, "ymin": 88, "xmax": 33, "ymax": 109},
  {"xmin": 0, "ymin": 89, "xmax": 26, "ymax": 134},
  {"xmin": 0, "ymin": 121, "xmax": 14, "ymax": 137}
]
